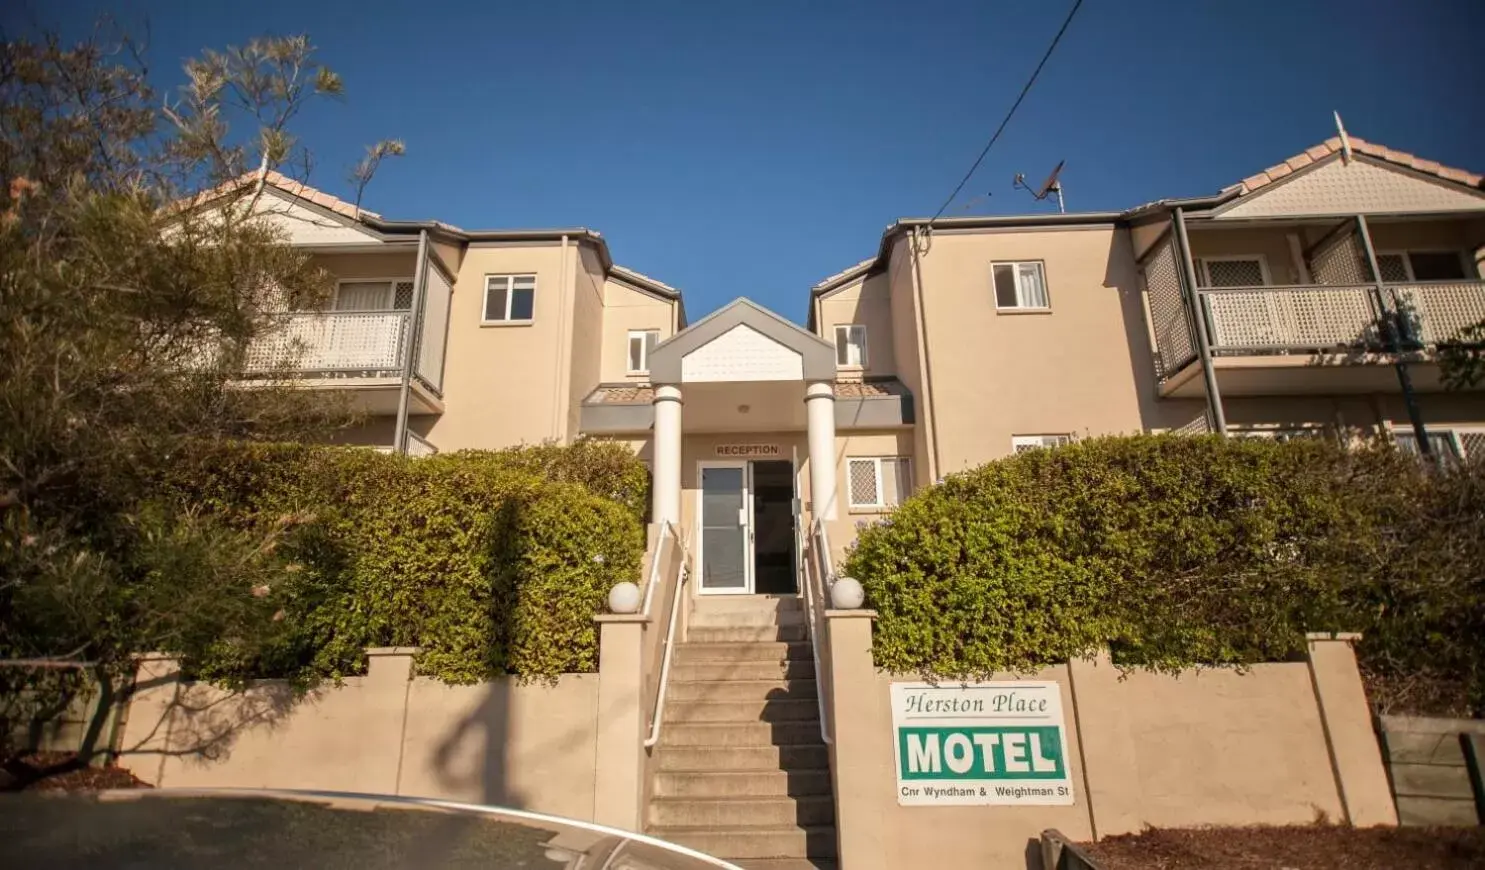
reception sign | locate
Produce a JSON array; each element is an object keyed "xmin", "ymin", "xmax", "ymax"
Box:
[{"xmin": 890, "ymin": 681, "xmax": 1074, "ymax": 806}]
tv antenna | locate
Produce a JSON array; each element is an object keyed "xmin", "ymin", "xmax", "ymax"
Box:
[{"xmin": 1013, "ymin": 159, "xmax": 1066, "ymax": 214}]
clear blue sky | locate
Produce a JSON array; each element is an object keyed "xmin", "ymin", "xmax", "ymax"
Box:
[{"xmin": 9, "ymin": 0, "xmax": 1483, "ymax": 323}]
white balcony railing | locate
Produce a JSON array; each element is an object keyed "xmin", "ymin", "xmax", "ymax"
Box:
[
  {"xmin": 244, "ymin": 312, "xmax": 409, "ymax": 374},
  {"xmin": 1197, "ymin": 280, "xmax": 1485, "ymax": 354}
]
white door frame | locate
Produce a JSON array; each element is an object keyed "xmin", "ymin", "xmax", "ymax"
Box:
[{"xmin": 696, "ymin": 460, "xmax": 754, "ymax": 595}]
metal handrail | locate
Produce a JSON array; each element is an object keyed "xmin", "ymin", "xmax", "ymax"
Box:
[
  {"xmin": 639, "ymin": 522, "xmax": 672, "ymax": 618},
  {"xmin": 643, "ymin": 522, "xmax": 687, "ymax": 749},
  {"xmin": 803, "ymin": 518, "xmax": 834, "ymax": 745}
]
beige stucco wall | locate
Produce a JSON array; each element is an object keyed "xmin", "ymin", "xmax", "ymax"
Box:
[
  {"xmin": 118, "ymin": 652, "xmax": 601, "ymax": 821},
  {"xmin": 599, "ymin": 279, "xmax": 678, "ymax": 383},
  {"xmin": 568, "ymin": 244, "xmax": 607, "ymax": 438},
  {"xmin": 1187, "ymin": 226, "xmax": 1305, "ymax": 284},
  {"xmin": 825, "ymin": 622, "xmax": 1395, "ymax": 870},
  {"xmin": 426, "ymin": 241, "xmax": 574, "ymax": 450},
  {"xmin": 816, "ymin": 272, "xmax": 898, "ymax": 380},
  {"xmin": 1071, "ymin": 654, "xmax": 1344, "ymax": 833},
  {"xmin": 883, "ymin": 235, "xmax": 938, "ymax": 487},
  {"xmin": 908, "ymin": 225, "xmax": 1187, "ymax": 473}
]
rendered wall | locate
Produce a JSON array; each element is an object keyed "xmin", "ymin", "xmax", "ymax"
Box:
[
  {"xmin": 825, "ymin": 618, "xmax": 1396, "ymax": 870},
  {"xmin": 117, "ymin": 650, "xmax": 601, "ymax": 822}
]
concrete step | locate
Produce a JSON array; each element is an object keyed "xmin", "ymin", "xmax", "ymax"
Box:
[
  {"xmin": 690, "ymin": 608, "xmax": 806, "ymax": 629},
  {"xmin": 732, "ymin": 860, "xmax": 836, "ymax": 870},
  {"xmin": 661, "ymin": 721, "xmax": 825, "ymax": 748},
  {"xmin": 669, "ymin": 679, "xmax": 816, "ymax": 703},
  {"xmin": 655, "ymin": 744, "xmax": 830, "ymax": 772},
  {"xmin": 675, "ymin": 641, "xmax": 811, "ymax": 663},
  {"xmin": 692, "ymin": 595, "xmax": 803, "ymax": 617},
  {"xmin": 649, "ymin": 825, "xmax": 837, "ymax": 860},
  {"xmin": 689, "ymin": 625, "xmax": 808, "ymax": 643},
  {"xmin": 649, "ymin": 795, "xmax": 835, "ymax": 828},
  {"xmin": 654, "ymin": 769, "xmax": 833, "ymax": 798},
  {"xmin": 667, "ymin": 699, "xmax": 820, "ymax": 723},
  {"xmin": 671, "ymin": 659, "xmax": 815, "ymax": 683}
]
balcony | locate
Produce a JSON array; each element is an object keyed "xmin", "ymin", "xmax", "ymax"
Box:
[
  {"xmin": 1158, "ymin": 280, "xmax": 1485, "ymax": 397},
  {"xmin": 243, "ymin": 311, "xmax": 444, "ymax": 415}
]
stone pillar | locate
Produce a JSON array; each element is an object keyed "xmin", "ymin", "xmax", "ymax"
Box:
[
  {"xmin": 824, "ymin": 609, "xmax": 884, "ymax": 870},
  {"xmin": 651, "ymin": 384, "xmax": 682, "ymax": 526},
  {"xmin": 1306, "ymin": 632, "xmax": 1398, "ymax": 826},
  {"xmin": 805, "ymin": 381, "xmax": 838, "ymax": 521},
  {"xmin": 593, "ymin": 614, "xmax": 647, "ymax": 830}
]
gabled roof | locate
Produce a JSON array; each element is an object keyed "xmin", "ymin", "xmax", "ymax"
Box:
[
  {"xmin": 183, "ymin": 168, "xmax": 382, "ymax": 221},
  {"xmin": 648, "ymin": 297, "xmax": 836, "ymax": 383},
  {"xmin": 1224, "ymin": 136, "xmax": 1482, "ymax": 198}
]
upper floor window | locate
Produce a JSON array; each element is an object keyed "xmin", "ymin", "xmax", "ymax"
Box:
[
  {"xmin": 834, "ymin": 324, "xmax": 868, "ymax": 367},
  {"xmin": 1376, "ymin": 251, "xmax": 1467, "ymax": 283},
  {"xmin": 1196, "ymin": 256, "xmax": 1268, "ymax": 288},
  {"xmin": 483, "ymin": 275, "xmax": 536, "ymax": 324},
  {"xmin": 334, "ymin": 279, "xmax": 415, "ymax": 312},
  {"xmin": 1012, "ymin": 434, "xmax": 1072, "ymax": 453},
  {"xmin": 847, "ymin": 456, "xmax": 911, "ymax": 510},
  {"xmin": 628, "ymin": 329, "xmax": 659, "ymax": 374},
  {"xmin": 992, "ymin": 261, "xmax": 1050, "ymax": 310}
]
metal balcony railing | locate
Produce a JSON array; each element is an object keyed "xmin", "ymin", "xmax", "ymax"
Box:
[
  {"xmin": 244, "ymin": 311, "xmax": 409, "ymax": 374},
  {"xmin": 1195, "ymin": 280, "xmax": 1485, "ymax": 355}
]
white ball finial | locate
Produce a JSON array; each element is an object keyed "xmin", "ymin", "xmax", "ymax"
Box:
[
  {"xmin": 608, "ymin": 582, "xmax": 642, "ymax": 614},
  {"xmin": 831, "ymin": 577, "xmax": 865, "ymax": 610}
]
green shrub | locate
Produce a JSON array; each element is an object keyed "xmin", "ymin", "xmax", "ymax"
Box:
[
  {"xmin": 165, "ymin": 440, "xmax": 647, "ymax": 684},
  {"xmin": 845, "ymin": 434, "xmax": 1485, "ymax": 715}
]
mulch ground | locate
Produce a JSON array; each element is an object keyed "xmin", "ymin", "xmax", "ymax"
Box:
[
  {"xmin": 1083, "ymin": 825, "xmax": 1485, "ymax": 870},
  {"xmin": 0, "ymin": 751, "xmax": 151, "ymax": 792}
]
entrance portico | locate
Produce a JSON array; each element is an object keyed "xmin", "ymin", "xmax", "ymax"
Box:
[
  {"xmin": 578, "ymin": 297, "xmax": 916, "ymax": 595},
  {"xmin": 647, "ymin": 299, "xmax": 838, "ymax": 595}
]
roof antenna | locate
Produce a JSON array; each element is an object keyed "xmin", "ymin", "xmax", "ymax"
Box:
[
  {"xmin": 1013, "ymin": 159, "xmax": 1066, "ymax": 213},
  {"xmin": 1333, "ymin": 111, "xmax": 1353, "ymax": 164}
]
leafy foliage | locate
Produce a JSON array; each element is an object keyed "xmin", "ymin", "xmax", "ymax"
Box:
[
  {"xmin": 167, "ymin": 442, "xmax": 648, "ymax": 685},
  {"xmin": 844, "ymin": 435, "xmax": 1485, "ymax": 716}
]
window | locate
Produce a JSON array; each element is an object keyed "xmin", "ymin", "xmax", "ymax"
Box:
[
  {"xmin": 627, "ymin": 329, "xmax": 659, "ymax": 373},
  {"xmin": 483, "ymin": 275, "xmax": 536, "ymax": 323},
  {"xmin": 1011, "ymin": 434, "xmax": 1072, "ymax": 454},
  {"xmin": 1394, "ymin": 429, "xmax": 1462, "ymax": 464},
  {"xmin": 1196, "ymin": 257, "xmax": 1268, "ymax": 288},
  {"xmin": 333, "ymin": 279, "xmax": 415, "ymax": 312},
  {"xmin": 992, "ymin": 261, "xmax": 1050, "ymax": 309},
  {"xmin": 847, "ymin": 457, "xmax": 911, "ymax": 510},
  {"xmin": 1232, "ymin": 427, "xmax": 1328, "ymax": 444},
  {"xmin": 1376, "ymin": 251, "xmax": 1466, "ymax": 283},
  {"xmin": 835, "ymin": 324, "xmax": 868, "ymax": 368}
]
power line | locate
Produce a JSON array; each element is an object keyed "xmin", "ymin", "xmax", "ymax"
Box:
[{"xmin": 926, "ymin": 0, "xmax": 1086, "ymax": 225}]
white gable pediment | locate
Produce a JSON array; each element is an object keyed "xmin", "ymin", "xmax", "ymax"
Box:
[
  {"xmin": 253, "ymin": 190, "xmax": 382, "ymax": 244},
  {"xmin": 680, "ymin": 324, "xmax": 804, "ymax": 383},
  {"xmin": 1216, "ymin": 157, "xmax": 1485, "ymax": 219}
]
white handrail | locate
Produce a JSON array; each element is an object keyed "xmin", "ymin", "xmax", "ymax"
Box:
[
  {"xmin": 644, "ymin": 522, "xmax": 687, "ymax": 749},
  {"xmin": 639, "ymin": 522, "xmax": 672, "ymax": 618},
  {"xmin": 803, "ymin": 518, "xmax": 834, "ymax": 745}
]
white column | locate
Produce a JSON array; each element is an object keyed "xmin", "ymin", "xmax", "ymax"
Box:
[
  {"xmin": 651, "ymin": 384, "xmax": 683, "ymax": 526},
  {"xmin": 805, "ymin": 381, "xmax": 838, "ymax": 521}
]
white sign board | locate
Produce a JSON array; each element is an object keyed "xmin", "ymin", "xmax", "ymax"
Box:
[{"xmin": 890, "ymin": 681, "xmax": 1074, "ymax": 806}]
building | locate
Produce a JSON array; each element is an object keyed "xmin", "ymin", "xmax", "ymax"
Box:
[{"xmin": 231, "ymin": 134, "xmax": 1485, "ymax": 594}]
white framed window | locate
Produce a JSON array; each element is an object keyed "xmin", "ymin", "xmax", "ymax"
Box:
[
  {"xmin": 1393, "ymin": 428, "xmax": 1463, "ymax": 464},
  {"xmin": 627, "ymin": 329, "xmax": 660, "ymax": 374},
  {"xmin": 333, "ymin": 279, "xmax": 415, "ymax": 312},
  {"xmin": 1195, "ymin": 255, "xmax": 1270, "ymax": 288},
  {"xmin": 1375, "ymin": 250, "xmax": 1467, "ymax": 283},
  {"xmin": 846, "ymin": 457, "xmax": 911, "ymax": 510},
  {"xmin": 992, "ymin": 261, "xmax": 1050, "ymax": 310},
  {"xmin": 1011, "ymin": 434, "xmax": 1073, "ymax": 454},
  {"xmin": 482, "ymin": 274, "xmax": 536, "ymax": 323},
  {"xmin": 834, "ymin": 324, "xmax": 868, "ymax": 368}
]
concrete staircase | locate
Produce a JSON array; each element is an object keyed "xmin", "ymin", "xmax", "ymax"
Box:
[{"xmin": 648, "ymin": 595, "xmax": 836, "ymax": 870}]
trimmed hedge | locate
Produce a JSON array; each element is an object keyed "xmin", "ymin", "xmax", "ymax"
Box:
[
  {"xmin": 844, "ymin": 435, "xmax": 1485, "ymax": 716},
  {"xmin": 166, "ymin": 441, "xmax": 647, "ymax": 684}
]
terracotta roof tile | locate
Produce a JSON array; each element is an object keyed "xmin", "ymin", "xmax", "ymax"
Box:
[
  {"xmin": 1229, "ymin": 136, "xmax": 1483, "ymax": 197},
  {"xmin": 175, "ymin": 169, "xmax": 380, "ymax": 221},
  {"xmin": 584, "ymin": 378, "xmax": 905, "ymax": 405}
]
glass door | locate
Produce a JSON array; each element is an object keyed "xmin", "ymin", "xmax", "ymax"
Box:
[{"xmin": 698, "ymin": 463, "xmax": 751, "ymax": 594}]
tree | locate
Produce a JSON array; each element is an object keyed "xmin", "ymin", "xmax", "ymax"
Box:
[
  {"xmin": 1439, "ymin": 322, "xmax": 1485, "ymax": 390},
  {"xmin": 0, "ymin": 28, "xmax": 401, "ymax": 782}
]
